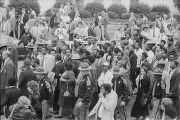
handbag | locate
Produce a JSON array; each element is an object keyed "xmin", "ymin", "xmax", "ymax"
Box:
[
  {"xmin": 140, "ymin": 89, "xmax": 147, "ymax": 106},
  {"xmin": 64, "ymin": 83, "xmax": 71, "ymax": 97}
]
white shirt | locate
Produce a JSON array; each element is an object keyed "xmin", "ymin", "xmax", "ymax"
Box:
[
  {"xmin": 162, "ymin": 70, "xmax": 170, "ymax": 94},
  {"xmin": 98, "ymin": 70, "xmax": 114, "ymax": 87},
  {"xmin": 146, "ymin": 50, "xmax": 154, "ymax": 64},
  {"xmin": 149, "ymin": 27, "xmax": 160, "ymax": 41},
  {"xmin": 134, "ymin": 48, "xmax": 143, "ymax": 67},
  {"xmin": 89, "ymin": 90, "xmax": 118, "ymax": 120}
]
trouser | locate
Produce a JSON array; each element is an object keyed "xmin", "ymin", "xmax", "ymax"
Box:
[
  {"xmin": 149, "ymin": 98, "xmax": 161, "ymax": 120},
  {"xmin": 130, "ymin": 71, "xmax": 137, "ymax": 89},
  {"xmin": 101, "ymin": 25, "xmax": 110, "ymax": 41},
  {"xmin": 41, "ymin": 100, "xmax": 51, "ymax": 120},
  {"xmin": 0, "ymin": 89, "xmax": 5, "ymax": 114},
  {"xmin": 73, "ymin": 99, "xmax": 90, "ymax": 120},
  {"xmin": 53, "ymin": 80, "xmax": 60, "ymax": 112},
  {"xmin": 172, "ymin": 96, "xmax": 179, "ymax": 119}
]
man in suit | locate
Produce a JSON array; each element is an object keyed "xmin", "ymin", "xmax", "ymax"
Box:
[
  {"xmin": 169, "ymin": 60, "xmax": 180, "ymax": 119},
  {"xmin": 19, "ymin": 8, "xmax": 29, "ymax": 39},
  {"xmin": 0, "ymin": 50, "xmax": 15, "ymax": 115},
  {"xmin": 1, "ymin": 77, "xmax": 21, "ymax": 118},
  {"xmin": 18, "ymin": 59, "xmax": 37, "ymax": 97},
  {"xmin": 88, "ymin": 22, "xmax": 96, "ymax": 37},
  {"xmin": 129, "ymin": 45, "xmax": 137, "ymax": 89},
  {"xmin": 52, "ymin": 54, "xmax": 65, "ymax": 114}
]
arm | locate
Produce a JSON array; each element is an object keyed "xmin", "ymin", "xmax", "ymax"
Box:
[
  {"xmin": 0, "ymin": 91, "xmax": 9, "ymax": 107},
  {"xmin": 18, "ymin": 72, "xmax": 24, "ymax": 88},
  {"xmin": 170, "ymin": 72, "xmax": 180, "ymax": 94},
  {"xmin": 101, "ymin": 93, "xmax": 117, "ymax": 111}
]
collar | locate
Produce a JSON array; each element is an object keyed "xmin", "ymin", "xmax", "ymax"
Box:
[
  {"xmin": 56, "ymin": 61, "xmax": 61, "ymax": 64},
  {"xmin": 4, "ymin": 58, "xmax": 10, "ymax": 65}
]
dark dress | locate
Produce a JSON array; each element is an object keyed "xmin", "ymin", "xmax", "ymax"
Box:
[{"xmin": 131, "ymin": 74, "xmax": 150, "ymax": 118}]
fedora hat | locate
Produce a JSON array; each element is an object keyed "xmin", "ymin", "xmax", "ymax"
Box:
[
  {"xmin": 25, "ymin": 43, "xmax": 35, "ymax": 49},
  {"xmin": 156, "ymin": 59, "xmax": 166, "ymax": 66},
  {"xmin": 34, "ymin": 67, "xmax": 47, "ymax": 74},
  {"xmin": 152, "ymin": 68, "xmax": 163, "ymax": 76},
  {"xmin": 71, "ymin": 53, "xmax": 81, "ymax": 60},
  {"xmin": 111, "ymin": 66, "xmax": 121, "ymax": 75},
  {"xmin": 78, "ymin": 62, "xmax": 92, "ymax": 71}
]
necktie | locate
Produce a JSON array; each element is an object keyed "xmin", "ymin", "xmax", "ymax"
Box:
[
  {"xmin": 153, "ymin": 27, "xmax": 155, "ymax": 37},
  {"xmin": 41, "ymin": 55, "xmax": 44, "ymax": 67}
]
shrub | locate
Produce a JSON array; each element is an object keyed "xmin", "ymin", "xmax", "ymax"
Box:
[
  {"xmin": 79, "ymin": 9, "xmax": 92, "ymax": 19},
  {"xmin": 53, "ymin": 0, "xmax": 73, "ymax": 8},
  {"xmin": 108, "ymin": 4, "xmax": 127, "ymax": 18},
  {"xmin": 121, "ymin": 13, "xmax": 139, "ymax": 20},
  {"xmin": 151, "ymin": 5, "xmax": 170, "ymax": 15},
  {"xmin": 8, "ymin": 0, "xmax": 40, "ymax": 15},
  {"xmin": 107, "ymin": 11, "xmax": 119, "ymax": 19},
  {"xmin": 146, "ymin": 12, "xmax": 157, "ymax": 21},
  {"xmin": 130, "ymin": 4, "xmax": 151, "ymax": 14},
  {"xmin": 85, "ymin": 2, "xmax": 105, "ymax": 15},
  {"xmin": 121, "ymin": 13, "xmax": 130, "ymax": 20}
]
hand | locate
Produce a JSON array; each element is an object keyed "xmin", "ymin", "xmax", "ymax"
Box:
[
  {"xmin": 120, "ymin": 101, "xmax": 125, "ymax": 106},
  {"xmin": 77, "ymin": 101, "xmax": 82, "ymax": 108},
  {"xmin": 99, "ymin": 93, "xmax": 104, "ymax": 98}
]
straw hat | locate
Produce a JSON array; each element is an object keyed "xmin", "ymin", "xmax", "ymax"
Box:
[
  {"xmin": 34, "ymin": 67, "xmax": 47, "ymax": 74},
  {"xmin": 78, "ymin": 62, "xmax": 92, "ymax": 71}
]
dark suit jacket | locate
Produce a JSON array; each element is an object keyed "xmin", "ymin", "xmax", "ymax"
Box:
[
  {"xmin": 52, "ymin": 62, "xmax": 65, "ymax": 79},
  {"xmin": 129, "ymin": 51, "xmax": 137, "ymax": 71},
  {"xmin": 88, "ymin": 27, "xmax": 96, "ymax": 37},
  {"xmin": 1, "ymin": 87, "xmax": 21, "ymax": 117},
  {"xmin": 1, "ymin": 87, "xmax": 21, "ymax": 107},
  {"xmin": 23, "ymin": 13, "xmax": 29, "ymax": 25},
  {"xmin": 0, "ymin": 59, "xmax": 15, "ymax": 90},
  {"xmin": 18, "ymin": 68, "xmax": 37, "ymax": 97},
  {"xmin": 169, "ymin": 69, "xmax": 180, "ymax": 96}
]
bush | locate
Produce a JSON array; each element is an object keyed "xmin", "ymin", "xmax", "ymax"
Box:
[
  {"xmin": 107, "ymin": 11, "xmax": 119, "ymax": 19},
  {"xmin": 79, "ymin": 9, "xmax": 92, "ymax": 19},
  {"xmin": 108, "ymin": 4, "xmax": 127, "ymax": 18},
  {"xmin": 121, "ymin": 13, "xmax": 130, "ymax": 20},
  {"xmin": 8, "ymin": 0, "xmax": 40, "ymax": 15},
  {"xmin": 151, "ymin": 5, "xmax": 170, "ymax": 15},
  {"xmin": 54, "ymin": 0, "xmax": 73, "ymax": 8},
  {"xmin": 146, "ymin": 12, "xmax": 157, "ymax": 21},
  {"xmin": 85, "ymin": 2, "xmax": 105, "ymax": 15},
  {"xmin": 130, "ymin": 4, "xmax": 151, "ymax": 14},
  {"xmin": 121, "ymin": 13, "xmax": 139, "ymax": 20}
]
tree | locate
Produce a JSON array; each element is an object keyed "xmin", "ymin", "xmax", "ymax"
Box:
[
  {"xmin": 108, "ymin": 4, "xmax": 127, "ymax": 18},
  {"xmin": 130, "ymin": 4, "xmax": 151, "ymax": 14},
  {"xmin": 85, "ymin": 2, "xmax": 105, "ymax": 15},
  {"xmin": 8, "ymin": 0, "xmax": 40, "ymax": 15},
  {"xmin": 53, "ymin": 0, "xmax": 73, "ymax": 8},
  {"xmin": 174, "ymin": 0, "xmax": 180, "ymax": 12}
]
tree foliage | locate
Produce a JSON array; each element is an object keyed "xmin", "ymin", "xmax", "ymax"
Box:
[
  {"xmin": 85, "ymin": 2, "xmax": 105, "ymax": 15},
  {"xmin": 53, "ymin": 0, "xmax": 73, "ymax": 8},
  {"xmin": 108, "ymin": 4, "xmax": 127, "ymax": 18},
  {"xmin": 130, "ymin": 4, "xmax": 151, "ymax": 14},
  {"xmin": 151, "ymin": 5, "xmax": 170, "ymax": 15},
  {"xmin": 8, "ymin": 0, "xmax": 40, "ymax": 15}
]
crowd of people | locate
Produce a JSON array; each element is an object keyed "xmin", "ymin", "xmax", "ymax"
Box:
[{"xmin": 0, "ymin": 1, "xmax": 180, "ymax": 120}]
